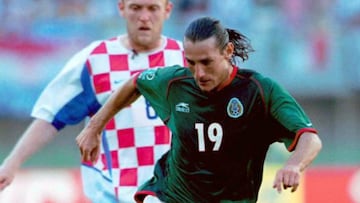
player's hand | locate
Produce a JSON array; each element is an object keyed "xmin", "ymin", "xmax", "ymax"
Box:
[
  {"xmin": 0, "ymin": 164, "xmax": 16, "ymax": 191},
  {"xmin": 76, "ymin": 128, "xmax": 101, "ymax": 164},
  {"xmin": 272, "ymin": 164, "xmax": 301, "ymax": 193}
]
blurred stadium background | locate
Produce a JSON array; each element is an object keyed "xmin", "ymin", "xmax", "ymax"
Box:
[{"xmin": 0, "ymin": 0, "xmax": 359, "ymax": 202}]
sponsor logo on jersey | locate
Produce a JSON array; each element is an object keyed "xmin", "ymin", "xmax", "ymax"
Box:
[
  {"xmin": 175, "ymin": 102, "xmax": 190, "ymax": 113},
  {"xmin": 227, "ymin": 97, "xmax": 244, "ymax": 118}
]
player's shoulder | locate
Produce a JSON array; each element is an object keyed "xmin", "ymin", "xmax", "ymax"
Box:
[
  {"xmin": 163, "ymin": 36, "xmax": 184, "ymax": 50},
  {"xmin": 153, "ymin": 65, "xmax": 188, "ymax": 77},
  {"xmin": 161, "ymin": 65, "xmax": 189, "ymax": 77},
  {"xmin": 137, "ymin": 65, "xmax": 187, "ymax": 84},
  {"xmin": 85, "ymin": 35, "xmax": 126, "ymax": 55},
  {"xmin": 85, "ymin": 36, "xmax": 118, "ymax": 49},
  {"xmin": 237, "ymin": 67, "xmax": 276, "ymax": 87},
  {"xmin": 237, "ymin": 67, "xmax": 263, "ymax": 79},
  {"xmin": 139, "ymin": 65, "xmax": 188, "ymax": 82}
]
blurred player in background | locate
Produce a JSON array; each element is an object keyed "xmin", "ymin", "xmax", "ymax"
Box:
[
  {"xmin": 76, "ymin": 16, "xmax": 322, "ymax": 203},
  {"xmin": 0, "ymin": 0, "xmax": 186, "ymax": 202}
]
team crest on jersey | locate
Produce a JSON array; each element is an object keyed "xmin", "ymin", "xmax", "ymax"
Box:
[{"xmin": 227, "ymin": 97, "xmax": 244, "ymax": 118}]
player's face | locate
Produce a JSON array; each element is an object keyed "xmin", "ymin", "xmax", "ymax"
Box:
[
  {"xmin": 184, "ymin": 36, "xmax": 234, "ymax": 92},
  {"xmin": 119, "ymin": 0, "xmax": 172, "ymax": 51}
]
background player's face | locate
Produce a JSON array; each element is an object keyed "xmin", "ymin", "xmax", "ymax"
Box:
[
  {"xmin": 118, "ymin": 0, "xmax": 172, "ymax": 51},
  {"xmin": 184, "ymin": 36, "xmax": 234, "ymax": 92}
]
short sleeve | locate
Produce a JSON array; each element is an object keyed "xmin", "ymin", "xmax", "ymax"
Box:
[
  {"xmin": 261, "ymin": 76, "xmax": 317, "ymax": 150},
  {"xmin": 31, "ymin": 41, "xmax": 102, "ymax": 130},
  {"xmin": 135, "ymin": 66, "xmax": 181, "ymax": 122}
]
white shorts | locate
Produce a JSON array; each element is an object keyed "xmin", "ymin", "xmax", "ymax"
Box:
[{"xmin": 81, "ymin": 165, "xmax": 119, "ymax": 203}]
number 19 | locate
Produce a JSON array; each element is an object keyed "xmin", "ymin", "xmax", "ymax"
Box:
[{"xmin": 195, "ymin": 122, "xmax": 223, "ymax": 152}]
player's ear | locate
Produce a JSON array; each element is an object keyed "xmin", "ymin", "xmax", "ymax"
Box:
[
  {"xmin": 224, "ymin": 42, "xmax": 234, "ymax": 60},
  {"xmin": 118, "ymin": 0, "xmax": 125, "ymax": 17},
  {"xmin": 164, "ymin": 1, "xmax": 173, "ymax": 19}
]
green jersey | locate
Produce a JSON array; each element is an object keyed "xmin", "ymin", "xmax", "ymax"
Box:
[{"xmin": 135, "ymin": 65, "xmax": 316, "ymax": 203}]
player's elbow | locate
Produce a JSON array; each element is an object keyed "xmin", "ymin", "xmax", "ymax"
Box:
[
  {"xmin": 305, "ymin": 133, "xmax": 322, "ymax": 165},
  {"xmin": 312, "ymin": 133, "xmax": 322, "ymax": 154}
]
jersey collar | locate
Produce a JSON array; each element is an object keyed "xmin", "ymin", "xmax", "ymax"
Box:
[{"xmin": 215, "ymin": 65, "xmax": 238, "ymax": 91}]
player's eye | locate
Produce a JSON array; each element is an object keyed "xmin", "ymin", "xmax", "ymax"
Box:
[
  {"xmin": 200, "ymin": 59, "xmax": 211, "ymax": 66},
  {"xmin": 130, "ymin": 5, "xmax": 141, "ymax": 11},
  {"xmin": 148, "ymin": 5, "xmax": 160, "ymax": 12},
  {"xmin": 186, "ymin": 59, "xmax": 195, "ymax": 66}
]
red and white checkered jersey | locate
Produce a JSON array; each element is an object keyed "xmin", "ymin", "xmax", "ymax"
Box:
[{"xmin": 32, "ymin": 35, "xmax": 186, "ymax": 202}]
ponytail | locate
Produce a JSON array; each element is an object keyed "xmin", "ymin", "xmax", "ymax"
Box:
[{"xmin": 226, "ymin": 28, "xmax": 254, "ymax": 62}]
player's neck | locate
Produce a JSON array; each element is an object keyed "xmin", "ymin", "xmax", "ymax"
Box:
[
  {"xmin": 121, "ymin": 35, "xmax": 164, "ymax": 53},
  {"xmin": 215, "ymin": 65, "xmax": 236, "ymax": 91}
]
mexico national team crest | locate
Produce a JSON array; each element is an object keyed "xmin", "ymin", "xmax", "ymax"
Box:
[{"xmin": 227, "ymin": 97, "xmax": 244, "ymax": 118}]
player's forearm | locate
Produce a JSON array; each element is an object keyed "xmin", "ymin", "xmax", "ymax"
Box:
[
  {"xmin": 285, "ymin": 132, "xmax": 322, "ymax": 171},
  {"xmin": 110, "ymin": 76, "xmax": 140, "ymax": 111},
  {"xmin": 3, "ymin": 119, "xmax": 57, "ymax": 170},
  {"xmin": 87, "ymin": 77, "xmax": 140, "ymax": 133}
]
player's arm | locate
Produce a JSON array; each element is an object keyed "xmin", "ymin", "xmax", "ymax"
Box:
[
  {"xmin": 76, "ymin": 75, "xmax": 140, "ymax": 163},
  {"xmin": 0, "ymin": 119, "xmax": 57, "ymax": 191},
  {"xmin": 0, "ymin": 41, "xmax": 101, "ymax": 191},
  {"xmin": 260, "ymin": 77, "xmax": 322, "ymax": 193},
  {"xmin": 272, "ymin": 131, "xmax": 322, "ymax": 193}
]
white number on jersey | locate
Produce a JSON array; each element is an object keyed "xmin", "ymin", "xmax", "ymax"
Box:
[{"xmin": 195, "ymin": 122, "xmax": 223, "ymax": 152}]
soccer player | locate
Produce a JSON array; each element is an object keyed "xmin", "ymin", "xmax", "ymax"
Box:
[
  {"xmin": 0, "ymin": 0, "xmax": 186, "ymax": 202},
  {"xmin": 76, "ymin": 16, "xmax": 322, "ymax": 203}
]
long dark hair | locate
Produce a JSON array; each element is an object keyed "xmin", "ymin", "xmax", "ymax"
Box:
[{"xmin": 184, "ymin": 17, "xmax": 254, "ymax": 64}]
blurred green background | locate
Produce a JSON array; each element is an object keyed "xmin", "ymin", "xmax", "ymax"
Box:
[{"xmin": 0, "ymin": 0, "xmax": 359, "ymax": 168}]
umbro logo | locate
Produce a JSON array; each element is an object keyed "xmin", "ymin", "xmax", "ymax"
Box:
[{"xmin": 175, "ymin": 102, "xmax": 190, "ymax": 113}]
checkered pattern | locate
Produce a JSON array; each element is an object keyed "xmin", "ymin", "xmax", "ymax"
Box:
[{"xmin": 85, "ymin": 35, "xmax": 185, "ymax": 202}]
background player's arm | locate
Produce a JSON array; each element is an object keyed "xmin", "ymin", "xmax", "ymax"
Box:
[
  {"xmin": 273, "ymin": 132, "xmax": 322, "ymax": 193},
  {"xmin": 0, "ymin": 42, "xmax": 99, "ymax": 192},
  {"xmin": 0, "ymin": 119, "xmax": 57, "ymax": 191},
  {"xmin": 76, "ymin": 76, "xmax": 140, "ymax": 163}
]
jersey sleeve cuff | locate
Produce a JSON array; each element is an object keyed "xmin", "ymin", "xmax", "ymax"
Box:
[
  {"xmin": 287, "ymin": 128, "xmax": 318, "ymax": 152},
  {"xmin": 31, "ymin": 109, "xmax": 66, "ymax": 130}
]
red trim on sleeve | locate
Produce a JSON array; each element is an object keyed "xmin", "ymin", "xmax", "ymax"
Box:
[
  {"xmin": 134, "ymin": 190, "xmax": 157, "ymax": 203},
  {"xmin": 287, "ymin": 128, "xmax": 318, "ymax": 152}
]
